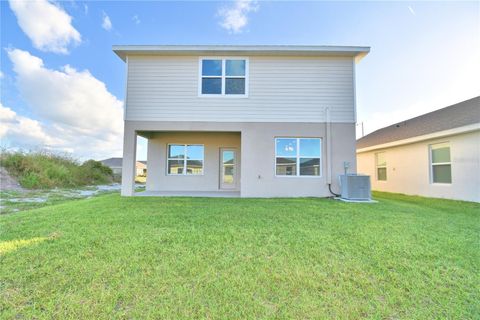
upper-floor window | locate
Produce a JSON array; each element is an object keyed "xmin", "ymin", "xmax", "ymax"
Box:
[
  {"xmin": 167, "ymin": 144, "xmax": 204, "ymax": 175},
  {"xmin": 430, "ymin": 142, "xmax": 451, "ymax": 184},
  {"xmin": 199, "ymin": 58, "xmax": 248, "ymax": 96},
  {"xmin": 375, "ymin": 152, "xmax": 387, "ymax": 181},
  {"xmin": 275, "ymin": 138, "xmax": 321, "ymax": 177}
]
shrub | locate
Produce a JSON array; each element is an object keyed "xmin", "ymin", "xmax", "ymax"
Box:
[
  {"xmin": 19, "ymin": 172, "xmax": 41, "ymax": 189},
  {"xmin": 78, "ymin": 160, "xmax": 113, "ymax": 185},
  {"xmin": 0, "ymin": 150, "xmax": 113, "ymax": 189}
]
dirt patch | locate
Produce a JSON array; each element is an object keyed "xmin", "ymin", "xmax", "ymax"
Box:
[{"xmin": 0, "ymin": 167, "xmax": 24, "ymax": 192}]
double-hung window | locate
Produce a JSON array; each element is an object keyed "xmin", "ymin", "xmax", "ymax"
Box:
[
  {"xmin": 200, "ymin": 58, "xmax": 248, "ymax": 96},
  {"xmin": 167, "ymin": 144, "xmax": 204, "ymax": 175},
  {"xmin": 430, "ymin": 142, "xmax": 451, "ymax": 183},
  {"xmin": 275, "ymin": 138, "xmax": 321, "ymax": 176},
  {"xmin": 375, "ymin": 152, "xmax": 387, "ymax": 181}
]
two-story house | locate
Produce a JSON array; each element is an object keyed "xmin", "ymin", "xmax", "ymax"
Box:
[{"xmin": 113, "ymin": 45, "xmax": 369, "ymax": 197}]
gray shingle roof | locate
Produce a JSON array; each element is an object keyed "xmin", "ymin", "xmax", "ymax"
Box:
[
  {"xmin": 357, "ymin": 97, "xmax": 480, "ymax": 149},
  {"xmin": 100, "ymin": 157, "xmax": 123, "ymax": 167},
  {"xmin": 100, "ymin": 158, "xmax": 147, "ymax": 168}
]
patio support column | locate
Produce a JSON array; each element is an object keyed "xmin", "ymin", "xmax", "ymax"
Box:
[{"xmin": 121, "ymin": 122, "xmax": 137, "ymax": 196}]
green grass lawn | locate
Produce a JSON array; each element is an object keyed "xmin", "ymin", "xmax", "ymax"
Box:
[{"xmin": 1, "ymin": 192, "xmax": 479, "ymax": 319}]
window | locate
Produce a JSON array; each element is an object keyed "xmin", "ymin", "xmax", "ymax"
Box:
[
  {"xmin": 430, "ymin": 142, "xmax": 451, "ymax": 183},
  {"xmin": 200, "ymin": 58, "xmax": 247, "ymax": 96},
  {"xmin": 167, "ymin": 144, "xmax": 204, "ymax": 175},
  {"xmin": 375, "ymin": 152, "xmax": 387, "ymax": 181},
  {"xmin": 275, "ymin": 138, "xmax": 321, "ymax": 177}
]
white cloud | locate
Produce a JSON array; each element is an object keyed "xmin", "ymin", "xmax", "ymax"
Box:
[
  {"xmin": 0, "ymin": 103, "xmax": 60, "ymax": 148},
  {"xmin": 0, "ymin": 71, "xmax": 3, "ymax": 79},
  {"xmin": 132, "ymin": 14, "xmax": 140, "ymax": 25},
  {"xmin": 408, "ymin": 6, "xmax": 416, "ymax": 16},
  {"xmin": 8, "ymin": 0, "xmax": 81, "ymax": 54},
  {"xmin": 217, "ymin": 0, "xmax": 258, "ymax": 34},
  {"xmin": 5, "ymin": 49, "xmax": 124, "ymax": 159},
  {"xmin": 84, "ymin": 4, "xmax": 88, "ymax": 15},
  {"xmin": 102, "ymin": 11, "xmax": 112, "ymax": 31}
]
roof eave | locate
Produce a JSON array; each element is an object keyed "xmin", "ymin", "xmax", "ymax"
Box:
[
  {"xmin": 357, "ymin": 123, "xmax": 480, "ymax": 153},
  {"xmin": 112, "ymin": 45, "xmax": 370, "ymax": 62}
]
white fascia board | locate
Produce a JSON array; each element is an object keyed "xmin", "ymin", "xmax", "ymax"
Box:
[{"xmin": 112, "ymin": 45, "xmax": 370, "ymax": 62}]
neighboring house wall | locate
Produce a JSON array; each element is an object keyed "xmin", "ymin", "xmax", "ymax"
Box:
[
  {"xmin": 135, "ymin": 162, "xmax": 147, "ymax": 176},
  {"xmin": 126, "ymin": 56, "xmax": 355, "ymax": 123},
  {"xmin": 111, "ymin": 167, "xmax": 122, "ymax": 175},
  {"xmin": 103, "ymin": 163, "xmax": 145, "ymax": 176},
  {"xmin": 357, "ymin": 130, "xmax": 480, "ymax": 202}
]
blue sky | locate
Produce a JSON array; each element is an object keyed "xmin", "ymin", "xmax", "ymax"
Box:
[{"xmin": 1, "ymin": 0, "xmax": 479, "ymax": 161}]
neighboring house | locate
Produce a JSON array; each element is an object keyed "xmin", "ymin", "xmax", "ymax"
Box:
[
  {"xmin": 357, "ymin": 97, "xmax": 480, "ymax": 202},
  {"xmin": 100, "ymin": 157, "xmax": 147, "ymax": 176},
  {"xmin": 137, "ymin": 161, "xmax": 147, "ymax": 176},
  {"xmin": 113, "ymin": 45, "xmax": 370, "ymax": 197}
]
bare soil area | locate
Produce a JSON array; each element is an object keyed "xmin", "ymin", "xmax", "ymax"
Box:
[{"xmin": 0, "ymin": 167, "xmax": 24, "ymax": 192}]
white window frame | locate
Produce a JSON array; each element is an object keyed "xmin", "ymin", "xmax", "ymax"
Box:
[
  {"xmin": 429, "ymin": 142, "xmax": 452, "ymax": 184},
  {"xmin": 274, "ymin": 137, "xmax": 322, "ymax": 178},
  {"xmin": 166, "ymin": 144, "xmax": 205, "ymax": 176},
  {"xmin": 198, "ymin": 57, "xmax": 249, "ymax": 98},
  {"xmin": 375, "ymin": 152, "xmax": 387, "ymax": 181}
]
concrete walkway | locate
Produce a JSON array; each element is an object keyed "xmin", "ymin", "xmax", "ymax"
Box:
[{"xmin": 135, "ymin": 190, "xmax": 240, "ymax": 198}]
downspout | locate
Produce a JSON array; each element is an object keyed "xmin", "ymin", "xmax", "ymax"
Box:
[{"xmin": 325, "ymin": 107, "xmax": 340, "ymax": 197}]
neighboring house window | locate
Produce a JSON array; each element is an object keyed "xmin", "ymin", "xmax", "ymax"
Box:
[
  {"xmin": 375, "ymin": 152, "xmax": 387, "ymax": 181},
  {"xmin": 430, "ymin": 142, "xmax": 452, "ymax": 183},
  {"xmin": 275, "ymin": 138, "xmax": 321, "ymax": 176},
  {"xmin": 200, "ymin": 58, "xmax": 248, "ymax": 96},
  {"xmin": 167, "ymin": 144, "xmax": 204, "ymax": 175}
]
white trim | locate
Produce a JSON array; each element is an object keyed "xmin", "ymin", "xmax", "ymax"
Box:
[
  {"xmin": 123, "ymin": 56, "xmax": 129, "ymax": 120},
  {"xmin": 429, "ymin": 142, "xmax": 452, "ymax": 184},
  {"xmin": 274, "ymin": 137, "xmax": 322, "ymax": 178},
  {"xmin": 357, "ymin": 123, "xmax": 480, "ymax": 153},
  {"xmin": 113, "ymin": 45, "xmax": 370, "ymax": 62},
  {"xmin": 166, "ymin": 143, "xmax": 205, "ymax": 176},
  {"xmin": 198, "ymin": 57, "xmax": 249, "ymax": 98},
  {"xmin": 219, "ymin": 148, "xmax": 237, "ymax": 190},
  {"xmin": 352, "ymin": 58, "xmax": 357, "ymax": 124}
]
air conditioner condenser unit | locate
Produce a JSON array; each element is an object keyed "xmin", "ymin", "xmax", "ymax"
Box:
[{"xmin": 339, "ymin": 174, "xmax": 372, "ymax": 201}]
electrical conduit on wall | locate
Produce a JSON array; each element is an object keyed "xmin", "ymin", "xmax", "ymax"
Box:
[{"xmin": 325, "ymin": 106, "xmax": 340, "ymax": 197}]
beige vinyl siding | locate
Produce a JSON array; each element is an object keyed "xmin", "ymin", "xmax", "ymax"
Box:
[{"xmin": 126, "ymin": 55, "xmax": 355, "ymax": 123}]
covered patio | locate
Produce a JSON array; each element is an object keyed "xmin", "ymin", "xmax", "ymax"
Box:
[{"xmin": 121, "ymin": 122, "xmax": 242, "ymax": 197}]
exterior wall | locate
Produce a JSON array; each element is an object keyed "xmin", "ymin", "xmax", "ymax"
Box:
[
  {"xmin": 111, "ymin": 167, "xmax": 122, "ymax": 175},
  {"xmin": 107, "ymin": 165, "xmax": 144, "ymax": 176},
  {"xmin": 147, "ymin": 132, "xmax": 241, "ymax": 192},
  {"xmin": 126, "ymin": 121, "xmax": 356, "ymax": 197},
  {"xmin": 126, "ymin": 55, "xmax": 355, "ymax": 123},
  {"xmin": 357, "ymin": 131, "xmax": 480, "ymax": 202},
  {"xmin": 240, "ymin": 122, "xmax": 355, "ymax": 197}
]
